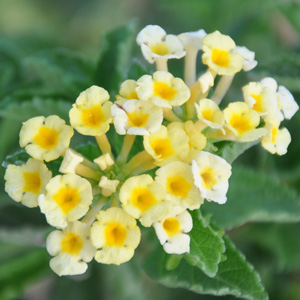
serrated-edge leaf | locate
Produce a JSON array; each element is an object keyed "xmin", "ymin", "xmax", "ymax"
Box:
[
  {"xmin": 143, "ymin": 235, "xmax": 268, "ymax": 300},
  {"xmin": 184, "ymin": 210, "xmax": 225, "ymax": 277},
  {"xmin": 2, "ymin": 150, "xmax": 30, "ymax": 169}
]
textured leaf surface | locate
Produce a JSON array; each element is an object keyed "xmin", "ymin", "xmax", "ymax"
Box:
[
  {"xmin": 143, "ymin": 235, "xmax": 267, "ymax": 300},
  {"xmin": 184, "ymin": 210, "xmax": 225, "ymax": 277},
  {"xmin": 202, "ymin": 165, "xmax": 300, "ymax": 230},
  {"xmin": 94, "ymin": 20, "xmax": 137, "ymax": 92}
]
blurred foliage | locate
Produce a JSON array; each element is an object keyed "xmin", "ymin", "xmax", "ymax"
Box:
[{"xmin": 0, "ymin": 0, "xmax": 300, "ymax": 299}]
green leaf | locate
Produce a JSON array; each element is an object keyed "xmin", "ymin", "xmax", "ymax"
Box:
[
  {"xmin": 212, "ymin": 140, "xmax": 259, "ymax": 163},
  {"xmin": 238, "ymin": 223, "xmax": 300, "ymax": 272},
  {"xmin": 143, "ymin": 234, "xmax": 267, "ymax": 300},
  {"xmin": 184, "ymin": 210, "xmax": 225, "ymax": 277},
  {"xmin": 2, "ymin": 150, "xmax": 30, "ymax": 168},
  {"xmin": 202, "ymin": 165, "xmax": 300, "ymax": 230},
  {"xmin": 18, "ymin": 48, "xmax": 93, "ymax": 100},
  {"xmin": 94, "ymin": 20, "xmax": 138, "ymax": 92},
  {"xmin": 76, "ymin": 141, "xmax": 102, "ymax": 161},
  {"xmin": 127, "ymin": 58, "xmax": 150, "ymax": 80}
]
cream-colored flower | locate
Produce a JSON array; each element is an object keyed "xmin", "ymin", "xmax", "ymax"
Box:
[
  {"xmin": 184, "ymin": 120, "xmax": 207, "ymax": 152},
  {"xmin": 19, "ymin": 115, "xmax": 74, "ymax": 162},
  {"xmin": 261, "ymin": 122, "xmax": 291, "ymax": 156},
  {"xmin": 99, "ymin": 176, "xmax": 120, "ymax": 197},
  {"xmin": 202, "ymin": 31, "xmax": 243, "ymax": 75},
  {"xmin": 46, "ymin": 221, "xmax": 96, "ymax": 276},
  {"xmin": 136, "ymin": 25, "xmax": 185, "ymax": 63},
  {"xmin": 116, "ymin": 80, "xmax": 139, "ymax": 104},
  {"xmin": 243, "ymin": 81, "xmax": 280, "ymax": 123},
  {"xmin": 90, "ymin": 207, "xmax": 141, "ymax": 265},
  {"xmin": 59, "ymin": 148, "xmax": 84, "ymax": 174},
  {"xmin": 155, "ymin": 161, "xmax": 203, "ymax": 210},
  {"xmin": 277, "ymin": 85, "xmax": 299, "ymax": 120},
  {"xmin": 94, "ymin": 153, "xmax": 114, "ymax": 171},
  {"xmin": 136, "ymin": 71, "xmax": 190, "ymax": 108},
  {"xmin": 153, "ymin": 210, "xmax": 192, "ymax": 254},
  {"xmin": 111, "ymin": 99, "xmax": 163, "ymax": 135},
  {"xmin": 198, "ymin": 71, "xmax": 215, "ymax": 94},
  {"xmin": 69, "ymin": 85, "xmax": 112, "ymax": 136},
  {"xmin": 119, "ymin": 174, "xmax": 173, "ymax": 227},
  {"xmin": 192, "ymin": 151, "xmax": 232, "ymax": 204},
  {"xmin": 195, "ymin": 98, "xmax": 225, "ymax": 130},
  {"xmin": 143, "ymin": 123, "xmax": 190, "ymax": 166},
  {"xmin": 4, "ymin": 158, "xmax": 52, "ymax": 208},
  {"xmin": 223, "ymin": 102, "xmax": 267, "ymax": 142},
  {"xmin": 178, "ymin": 29, "xmax": 207, "ymax": 51},
  {"xmin": 233, "ymin": 46, "xmax": 257, "ymax": 71},
  {"xmin": 39, "ymin": 174, "xmax": 93, "ymax": 228}
]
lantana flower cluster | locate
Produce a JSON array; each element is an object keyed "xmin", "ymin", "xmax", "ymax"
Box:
[{"xmin": 4, "ymin": 25, "xmax": 298, "ymax": 276}]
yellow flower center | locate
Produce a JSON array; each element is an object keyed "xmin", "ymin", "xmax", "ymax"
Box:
[
  {"xmin": 250, "ymin": 94, "xmax": 263, "ymax": 112},
  {"xmin": 154, "ymin": 82, "xmax": 176, "ymax": 100},
  {"xmin": 163, "ymin": 217, "xmax": 181, "ymax": 236},
  {"xmin": 151, "ymin": 138, "xmax": 174, "ymax": 159},
  {"xmin": 150, "ymin": 42, "xmax": 170, "ymax": 56},
  {"xmin": 211, "ymin": 49, "xmax": 229, "ymax": 68},
  {"xmin": 61, "ymin": 233, "xmax": 83, "ymax": 256},
  {"xmin": 167, "ymin": 176, "xmax": 191, "ymax": 198},
  {"xmin": 132, "ymin": 188, "xmax": 157, "ymax": 212},
  {"xmin": 229, "ymin": 113, "xmax": 253, "ymax": 134},
  {"xmin": 53, "ymin": 187, "xmax": 80, "ymax": 214},
  {"xmin": 127, "ymin": 112, "xmax": 150, "ymax": 127},
  {"xmin": 105, "ymin": 222, "xmax": 127, "ymax": 247},
  {"xmin": 127, "ymin": 91, "xmax": 138, "ymax": 100},
  {"xmin": 200, "ymin": 167, "xmax": 217, "ymax": 190},
  {"xmin": 81, "ymin": 106, "xmax": 104, "ymax": 128},
  {"xmin": 23, "ymin": 172, "xmax": 41, "ymax": 194},
  {"xmin": 271, "ymin": 126, "xmax": 278, "ymax": 144},
  {"xmin": 201, "ymin": 108, "xmax": 213, "ymax": 122},
  {"xmin": 33, "ymin": 127, "xmax": 59, "ymax": 150}
]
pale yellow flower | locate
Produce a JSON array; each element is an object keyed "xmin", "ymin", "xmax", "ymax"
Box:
[
  {"xmin": 202, "ymin": 31, "xmax": 243, "ymax": 75},
  {"xmin": 94, "ymin": 153, "xmax": 114, "ymax": 171},
  {"xmin": 136, "ymin": 71, "xmax": 190, "ymax": 108},
  {"xmin": 155, "ymin": 161, "xmax": 203, "ymax": 210},
  {"xmin": 119, "ymin": 174, "xmax": 173, "ymax": 227},
  {"xmin": 233, "ymin": 46, "xmax": 257, "ymax": 71},
  {"xmin": 4, "ymin": 158, "xmax": 52, "ymax": 208},
  {"xmin": 143, "ymin": 123, "xmax": 190, "ymax": 166},
  {"xmin": 111, "ymin": 99, "xmax": 163, "ymax": 135},
  {"xmin": 192, "ymin": 151, "xmax": 232, "ymax": 204},
  {"xmin": 39, "ymin": 174, "xmax": 93, "ymax": 228},
  {"xmin": 243, "ymin": 81, "xmax": 279, "ymax": 123},
  {"xmin": 136, "ymin": 25, "xmax": 186, "ymax": 63},
  {"xmin": 19, "ymin": 115, "xmax": 74, "ymax": 162},
  {"xmin": 116, "ymin": 80, "xmax": 139, "ymax": 104},
  {"xmin": 223, "ymin": 102, "xmax": 267, "ymax": 142},
  {"xmin": 69, "ymin": 85, "xmax": 112, "ymax": 136},
  {"xmin": 90, "ymin": 207, "xmax": 141, "ymax": 265},
  {"xmin": 153, "ymin": 210, "xmax": 192, "ymax": 254},
  {"xmin": 195, "ymin": 98, "xmax": 225, "ymax": 130},
  {"xmin": 46, "ymin": 221, "xmax": 96, "ymax": 276},
  {"xmin": 99, "ymin": 176, "xmax": 120, "ymax": 197},
  {"xmin": 261, "ymin": 122, "xmax": 291, "ymax": 156},
  {"xmin": 184, "ymin": 120, "xmax": 207, "ymax": 152},
  {"xmin": 59, "ymin": 148, "xmax": 84, "ymax": 174}
]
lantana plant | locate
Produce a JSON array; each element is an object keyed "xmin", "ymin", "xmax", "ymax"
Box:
[{"xmin": 3, "ymin": 24, "xmax": 299, "ymax": 299}]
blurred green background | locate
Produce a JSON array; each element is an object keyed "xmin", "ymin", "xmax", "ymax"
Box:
[{"xmin": 1, "ymin": 0, "xmax": 300, "ymax": 299}]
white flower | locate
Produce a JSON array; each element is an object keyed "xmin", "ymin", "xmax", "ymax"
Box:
[
  {"xmin": 233, "ymin": 46, "xmax": 257, "ymax": 71},
  {"xmin": 46, "ymin": 221, "xmax": 96, "ymax": 276},
  {"xmin": 192, "ymin": 151, "xmax": 232, "ymax": 204},
  {"xmin": 153, "ymin": 210, "xmax": 192, "ymax": 254},
  {"xmin": 137, "ymin": 25, "xmax": 185, "ymax": 63}
]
